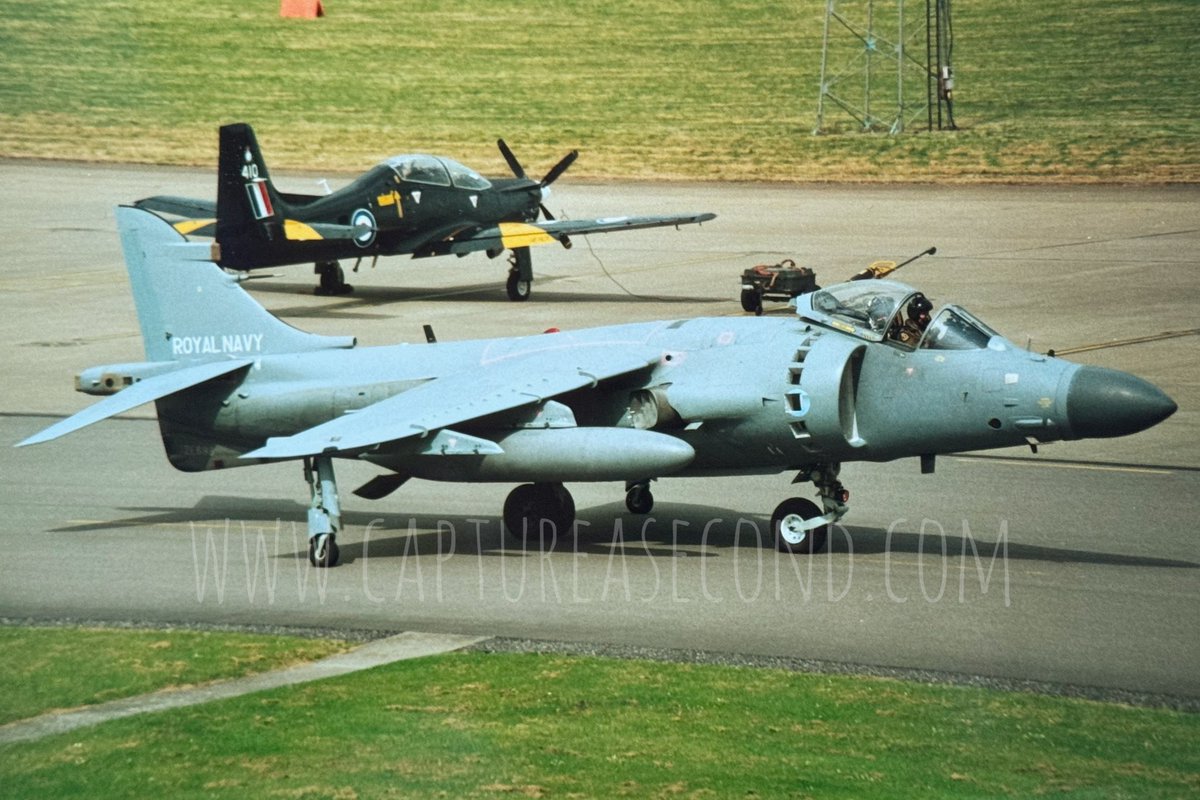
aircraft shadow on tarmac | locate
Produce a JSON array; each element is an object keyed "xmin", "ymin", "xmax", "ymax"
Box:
[
  {"xmin": 51, "ymin": 496, "xmax": 1200, "ymax": 571},
  {"xmin": 244, "ymin": 279, "xmax": 721, "ymax": 310}
]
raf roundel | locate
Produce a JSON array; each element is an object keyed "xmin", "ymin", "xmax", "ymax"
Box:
[{"xmin": 351, "ymin": 208, "xmax": 377, "ymax": 248}]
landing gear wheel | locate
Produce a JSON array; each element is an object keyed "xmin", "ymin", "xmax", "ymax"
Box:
[
  {"xmin": 314, "ymin": 261, "xmax": 353, "ymax": 296},
  {"xmin": 625, "ymin": 484, "xmax": 654, "ymax": 514},
  {"xmin": 506, "ymin": 248, "xmax": 533, "ymax": 301},
  {"xmin": 740, "ymin": 288, "xmax": 762, "ymax": 315},
  {"xmin": 503, "ymin": 482, "xmax": 574, "ymax": 547},
  {"xmin": 308, "ymin": 533, "xmax": 340, "ymax": 568},
  {"xmin": 771, "ymin": 497, "xmax": 829, "ymax": 555},
  {"xmin": 506, "ymin": 270, "xmax": 531, "ymax": 301}
]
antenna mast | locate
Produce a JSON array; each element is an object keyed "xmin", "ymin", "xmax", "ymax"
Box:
[{"xmin": 814, "ymin": 0, "xmax": 956, "ymax": 134}]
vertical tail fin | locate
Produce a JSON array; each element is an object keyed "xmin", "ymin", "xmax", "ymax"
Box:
[
  {"xmin": 215, "ymin": 123, "xmax": 290, "ymax": 269},
  {"xmin": 117, "ymin": 205, "xmax": 355, "ymax": 362}
]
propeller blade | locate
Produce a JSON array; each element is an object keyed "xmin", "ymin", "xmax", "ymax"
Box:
[
  {"xmin": 539, "ymin": 204, "xmax": 572, "ymax": 249},
  {"xmin": 540, "ymin": 150, "xmax": 578, "ymax": 187},
  {"xmin": 497, "ymin": 138, "xmax": 527, "ymax": 180}
]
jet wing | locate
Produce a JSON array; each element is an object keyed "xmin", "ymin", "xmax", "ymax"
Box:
[
  {"xmin": 243, "ymin": 348, "xmax": 656, "ymax": 460},
  {"xmin": 17, "ymin": 359, "xmax": 253, "ymax": 447},
  {"xmin": 418, "ymin": 212, "xmax": 717, "ymax": 257}
]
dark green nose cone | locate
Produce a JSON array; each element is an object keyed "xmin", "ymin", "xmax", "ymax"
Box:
[{"xmin": 1066, "ymin": 366, "xmax": 1177, "ymax": 439}]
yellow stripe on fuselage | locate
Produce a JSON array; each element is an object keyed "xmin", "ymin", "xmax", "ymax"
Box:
[
  {"xmin": 499, "ymin": 222, "xmax": 555, "ymax": 249},
  {"xmin": 283, "ymin": 219, "xmax": 324, "ymax": 241}
]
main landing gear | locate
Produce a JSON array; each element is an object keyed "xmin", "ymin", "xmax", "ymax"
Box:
[
  {"xmin": 771, "ymin": 462, "xmax": 848, "ymax": 555},
  {"xmin": 305, "ymin": 456, "xmax": 341, "ymax": 567},
  {"xmin": 501, "ymin": 479, "xmax": 661, "ymax": 548},
  {"xmin": 505, "ymin": 247, "xmax": 533, "ymax": 301},
  {"xmin": 308, "ymin": 465, "xmax": 846, "ymax": 563},
  {"xmin": 315, "ymin": 260, "xmax": 353, "ymax": 296},
  {"xmin": 503, "ymin": 482, "xmax": 574, "ymax": 545}
]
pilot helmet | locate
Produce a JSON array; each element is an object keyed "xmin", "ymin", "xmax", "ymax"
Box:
[{"xmin": 907, "ymin": 293, "xmax": 933, "ymax": 322}]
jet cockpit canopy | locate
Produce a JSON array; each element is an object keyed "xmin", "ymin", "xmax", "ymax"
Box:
[{"xmin": 796, "ymin": 280, "xmax": 1004, "ymax": 351}]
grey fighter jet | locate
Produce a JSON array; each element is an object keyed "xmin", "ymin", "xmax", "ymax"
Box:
[{"xmin": 18, "ymin": 208, "xmax": 1177, "ymax": 567}]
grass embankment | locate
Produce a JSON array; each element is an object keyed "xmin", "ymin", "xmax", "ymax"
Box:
[
  {"xmin": 1, "ymin": 627, "xmax": 1197, "ymax": 798},
  {"xmin": 0, "ymin": 0, "xmax": 1196, "ymax": 182},
  {"xmin": 0, "ymin": 625, "xmax": 349, "ymax": 726}
]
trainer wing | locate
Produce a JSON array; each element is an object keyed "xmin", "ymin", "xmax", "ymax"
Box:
[
  {"xmin": 133, "ymin": 196, "xmax": 219, "ymax": 237},
  {"xmin": 415, "ymin": 212, "xmax": 716, "ymax": 257},
  {"xmin": 242, "ymin": 347, "xmax": 656, "ymax": 460}
]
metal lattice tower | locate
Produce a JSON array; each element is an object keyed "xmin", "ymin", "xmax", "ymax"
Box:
[{"xmin": 813, "ymin": 0, "xmax": 954, "ymax": 134}]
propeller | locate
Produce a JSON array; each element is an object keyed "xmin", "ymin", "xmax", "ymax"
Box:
[
  {"xmin": 539, "ymin": 149, "xmax": 578, "ymax": 188},
  {"xmin": 496, "ymin": 139, "xmax": 579, "ymax": 234},
  {"xmin": 497, "ymin": 138, "xmax": 528, "ymax": 181}
]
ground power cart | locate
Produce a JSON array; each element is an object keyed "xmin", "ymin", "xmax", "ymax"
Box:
[{"xmin": 739, "ymin": 259, "xmax": 817, "ymax": 315}]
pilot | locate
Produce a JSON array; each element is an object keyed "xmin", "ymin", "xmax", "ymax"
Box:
[{"xmin": 896, "ymin": 293, "xmax": 933, "ymax": 346}]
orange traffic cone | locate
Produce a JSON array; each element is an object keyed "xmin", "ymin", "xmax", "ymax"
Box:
[{"xmin": 280, "ymin": 0, "xmax": 324, "ymax": 18}]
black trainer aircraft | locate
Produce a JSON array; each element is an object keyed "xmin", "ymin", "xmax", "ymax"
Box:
[{"xmin": 136, "ymin": 124, "xmax": 716, "ymax": 299}]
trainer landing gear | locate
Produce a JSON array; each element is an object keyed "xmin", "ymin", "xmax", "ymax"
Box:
[
  {"xmin": 315, "ymin": 260, "xmax": 353, "ymax": 296},
  {"xmin": 305, "ymin": 456, "xmax": 341, "ymax": 567},
  {"xmin": 772, "ymin": 462, "xmax": 848, "ymax": 555},
  {"xmin": 505, "ymin": 247, "xmax": 532, "ymax": 301},
  {"xmin": 503, "ymin": 482, "xmax": 574, "ymax": 547}
]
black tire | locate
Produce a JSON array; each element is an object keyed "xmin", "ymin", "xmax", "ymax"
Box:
[
  {"xmin": 308, "ymin": 534, "xmax": 340, "ymax": 567},
  {"xmin": 740, "ymin": 288, "xmax": 759, "ymax": 313},
  {"xmin": 771, "ymin": 497, "xmax": 829, "ymax": 554},
  {"xmin": 503, "ymin": 483, "xmax": 574, "ymax": 546},
  {"xmin": 506, "ymin": 270, "xmax": 531, "ymax": 301},
  {"xmin": 625, "ymin": 485, "xmax": 654, "ymax": 514},
  {"xmin": 314, "ymin": 262, "xmax": 353, "ymax": 296}
]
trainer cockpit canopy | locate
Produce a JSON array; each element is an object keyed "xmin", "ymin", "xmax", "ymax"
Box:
[{"xmin": 386, "ymin": 155, "xmax": 492, "ymax": 190}]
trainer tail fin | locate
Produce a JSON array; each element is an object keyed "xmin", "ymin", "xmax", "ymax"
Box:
[
  {"xmin": 215, "ymin": 122, "xmax": 292, "ymax": 268},
  {"xmin": 117, "ymin": 205, "xmax": 355, "ymax": 363}
]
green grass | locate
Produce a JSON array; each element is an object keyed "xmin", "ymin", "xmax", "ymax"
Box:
[
  {"xmin": 0, "ymin": 0, "xmax": 1196, "ymax": 181},
  {"xmin": 0, "ymin": 628, "xmax": 1197, "ymax": 798},
  {"xmin": 0, "ymin": 625, "xmax": 349, "ymax": 726}
]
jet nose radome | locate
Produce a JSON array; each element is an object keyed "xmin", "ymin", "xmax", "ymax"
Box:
[{"xmin": 1066, "ymin": 366, "xmax": 1177, "ymax": 439}]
